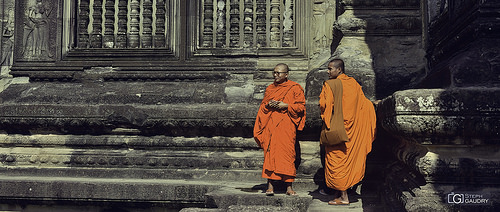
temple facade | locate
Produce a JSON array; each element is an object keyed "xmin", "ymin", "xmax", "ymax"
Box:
[{"xmin": 0, "ymin": 0, "xmax": 498, "ymax": 211}]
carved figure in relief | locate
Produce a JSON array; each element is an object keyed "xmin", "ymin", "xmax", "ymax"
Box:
[
  {"xmin": 283, "ymin": 0, "xmax": 293, "ymax": 32},
  {"xmin": 1, "ymin": 7, "xmax": 15, "ymax": 70},
  {"xmin": 216, "ymin": 1, "xmax": 226, "ymax": 32},
  {"xmin": 312, "ymin": 0, "xmax": 334, "ymax": 52},
  {"xmin": 22, "ymin": 0, "xmax": 53, "ymax": 59}
]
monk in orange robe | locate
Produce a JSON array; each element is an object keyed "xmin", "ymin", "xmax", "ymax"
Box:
[
  {"xmin": 254, "ymin": 63, "xmax": 306, "ymax": 196},
  {"xmin": 319, "ymin": 59, "xmax": 377, "ymax": 205}
]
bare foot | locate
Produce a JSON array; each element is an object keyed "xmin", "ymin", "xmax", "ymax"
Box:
[
  {"xmin": 286, "ymin": 182, "xmax": 298, "ymax": 196},
  {"xmin": 266, "ymin": 180, "xmax": 274, "ymax": 196}
]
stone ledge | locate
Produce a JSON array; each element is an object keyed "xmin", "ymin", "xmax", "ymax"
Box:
[
  {"xmin": 378, "ymin": 88, "xmax": 500, "ymax": 144},
  {"xmin": 416, "ymin": 146, "xmax": 500, "ymax": 185},
  {"xmin": 0, "ymin": 167, "xmax": 264, "ymax": 182},
  {"xmin": 0, "ymin": 81, "xmax": 322, "ymax": 137},
  {"xmin": 0, "ymin": 135, "xmax": 259, "ymax": 150},
  {"xmin": 0, "ymin": 135, "xmax": 324, "ymax": 182},
  {"xmin": 0, "ymin": 175, "xmax": 220, "ymax": 203}
]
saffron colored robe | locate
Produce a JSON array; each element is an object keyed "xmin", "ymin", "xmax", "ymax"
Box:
[
  {"xmin": 319, "ymin": 74, "xmax": 376, "ymax": 190},
  {"xmin": 254, "ymin": 80, "xmax": 306, "ymax": 182}
]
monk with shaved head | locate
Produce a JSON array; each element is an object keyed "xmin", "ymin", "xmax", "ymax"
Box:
[
  {"xmin": 254, "ymin": 63, "xmax": 306, "ymax": 196},
  {"xmin": 319, "ymin": 59, "xmax": 377, "ymax": 205}
]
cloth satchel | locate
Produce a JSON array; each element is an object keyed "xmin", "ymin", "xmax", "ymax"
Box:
[{"xmin": 320, "ymin": 78, "xmax": 350, "ymax": 146}]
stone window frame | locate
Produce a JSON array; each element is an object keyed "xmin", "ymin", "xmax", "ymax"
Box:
[
  {"xmin": 12, "ymin": 0, "xmax": 309, "ymax": 75},
  {"xmin": 187, "ymin": 0, "xmax": 309, "ymax": 58},
  {"xmin": 62, "ymin": 0, "xmax": 180, "ymax": 62},
  {"xmin": 62, "ymin": 0, "xmax": 309, "ymax": 61}
]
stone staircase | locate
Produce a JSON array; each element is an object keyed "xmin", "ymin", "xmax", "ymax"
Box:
[
  {"xmin": 0, "ymin": 77, "xmax": 389, "ymax": 211},
  {"xmin": 0, "ymin": 134, "xmax": 389, "ymax": 211}
]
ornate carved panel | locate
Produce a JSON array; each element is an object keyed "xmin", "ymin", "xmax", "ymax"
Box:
[
  {"xmin": 15, "ymin": 0, "xmax": 57, "ymax": 61},
  {"xmin": 195, "ymin": 0, "xmax": 306, "ymax": 56},
  {"xmin": 76, "ymin": 0, "xmax": 171, "ymax": 50},
  {"xmin": 11, "ymin": 0, "xmax": 309, "ymax": 77},
  {"xmin": 1, "ymin": 0, "xmax": 15, "ymax": 70}
]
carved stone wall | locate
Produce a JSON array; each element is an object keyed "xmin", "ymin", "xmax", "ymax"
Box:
[
  {"xmin": 2, "ymin": 0, "xmax": 499, "ymax": 211},
  {"xmin": 377, "ymin": 0, "xmax": 500, "ymax": 211}
]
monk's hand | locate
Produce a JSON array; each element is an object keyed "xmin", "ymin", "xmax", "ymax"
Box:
[
  {"xmin": 267, "ymin": 99, "xmax": 288, "ymax": 110},
  {"xmin": 267, "ymin": 100, "xmax": 277, "ymax": 108},
  {"xmin": 372, "ymin": 99, "xmax": 382, "ymax": 106},
  {"xmin": 276, "ymin": 101, "xmax": 288, "ymax": 110},
  {"xmin": 268, "ymin": 100, "xmax": 288, "ymax": 110}
]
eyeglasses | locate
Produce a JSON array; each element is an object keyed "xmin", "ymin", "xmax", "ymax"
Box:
[{"xmin": 273, "ymin": 71, "xmax": 288, "ymax": 75}]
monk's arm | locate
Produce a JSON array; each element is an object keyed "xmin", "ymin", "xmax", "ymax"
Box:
[
  {"xmin": 319, "ymin": 83, "xmax": 334, "ymax": 118},
  {"xmin": 287, "ymin": 86, "xmax": 306, "ymax": 119},
  {"xmin": 319, "ymin": 83, "xmax": 328, "ymax": 115}
]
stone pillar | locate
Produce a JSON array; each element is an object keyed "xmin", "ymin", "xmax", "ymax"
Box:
[{"xmin": 306, "ymin": 0, "xmax": 425, "ymax": 102}]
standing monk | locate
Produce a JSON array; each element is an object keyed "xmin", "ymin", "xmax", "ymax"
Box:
[
  {"xmin": 254, "ymin": 63, "xmax": 306, "ymax": 196},
  {"xmin": 319, "ymin": 59, "xmax": 377, "ymax": 205}
]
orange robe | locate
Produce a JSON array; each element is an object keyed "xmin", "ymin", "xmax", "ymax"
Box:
[
  {"xmin": 254, "ymin": 80, "xmax": 306, "ymax": 182},
  {"xmin": 319, "ymin": 74, "xmax": 376, "ymax": 190}
]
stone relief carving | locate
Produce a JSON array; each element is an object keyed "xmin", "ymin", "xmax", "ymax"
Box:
[
  {"xmin": 200, "ymin": 0, "xmax": 296, "ymax": 50},
  {"xmin": 282, "ymin": 0, "xmax": 293, "ymax": 47},
  {"xmin": 312, "ymin": 0, "xmax": 334, "ymax": 54},
  {"xmin": 76, "ymin": 0, "xmax": 170, "ymax": 49},
  {"xmin": 216, "ymin": 0, "xmax": 226, "ymax": 47},
  {"xmin": 21, "ymin": 0, "xmax": 54, "ymax": 60},
  {"xmin": 1, "ymin": 6, "xmax": 15, "ymax": 74}
]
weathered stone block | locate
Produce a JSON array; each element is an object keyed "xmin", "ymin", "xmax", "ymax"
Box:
[{"xmin": 378, "ymin": 88, "xmax": 500, "ymax": 144}]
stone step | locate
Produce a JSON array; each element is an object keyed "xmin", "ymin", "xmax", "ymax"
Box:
[
  {"xmin": 0, "ymin": 167, "xmax": 264, "ymax": 182},
  {"xmin": 0, "ymin": 175, "xmax": 218, "ymax": 205},
  {"xmin": 0, "ymin": 174, "xmax": 387, "ymax": 212},
  {"xmin": 182, "ymin": 181, "xmax": 387, "ymax": 212}
]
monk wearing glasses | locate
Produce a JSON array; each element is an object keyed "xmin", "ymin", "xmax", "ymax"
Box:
[{"xmin": 254, "ymin": 63, "xmax": 306, "ymax": 196}]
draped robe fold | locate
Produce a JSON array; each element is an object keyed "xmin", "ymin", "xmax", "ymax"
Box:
[
  {"xmin": 319, "ymin": 74, "xmax": 376, "ymax": 190},
  {"xmin": 254, "ymin": 80, "xmax": 306, "ymax": 182}
]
